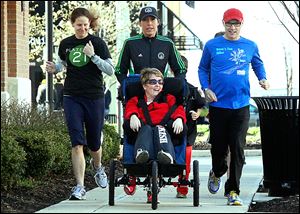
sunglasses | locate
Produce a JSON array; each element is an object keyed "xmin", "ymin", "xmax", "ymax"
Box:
[
  {"xmin": 147, "ymin": 79, "xmax": 164, "ymax": 85},
  {"xmin": 225, "ymin": 22, "xmax": 241, "ymax": 27}
]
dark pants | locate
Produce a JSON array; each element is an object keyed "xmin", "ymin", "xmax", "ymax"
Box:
[
  {"xmin": 135, "ymin": 125, "xmax": 175, "ymax": 161},
  {"xmin": 63, "ymin": 96, "xmax": 105, "ymax": 151},
  {"xmin": 123, "ymin": 120, "xmax": 187, "ymax": 146},
  {"xmin": 123, "ymin": 122, "xmax": 177, "ymax": 161},
  {"xmin": 209, "ymin": 105, "xmax": 249, "ymax": 195}
]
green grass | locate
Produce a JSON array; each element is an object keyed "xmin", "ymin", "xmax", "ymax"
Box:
[
  {"xmin": 197, "ymin": 124, "xmax": 209, "ymax": 133},
  {"xmin": 196, "ymin": 125, "xmax": 261, "ymax": 145}
]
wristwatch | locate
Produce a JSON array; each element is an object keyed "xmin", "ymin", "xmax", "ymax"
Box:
[{"xmin": 91, "ymin": 54, "xmax": 96, "ymax": 60}]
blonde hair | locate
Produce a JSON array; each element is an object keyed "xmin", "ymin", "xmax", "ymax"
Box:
[{"xmin": 140, "ymin": 68, "xmax": 163, "ymax": 85}]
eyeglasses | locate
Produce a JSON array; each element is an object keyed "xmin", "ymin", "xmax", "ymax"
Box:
[
  {"xmin": 225, "ymin": 22, "xmax": 241, "ymax": 27},
  {"xmin": 147, "ymin": 79, "xmax": 164, "ymax": 85}
]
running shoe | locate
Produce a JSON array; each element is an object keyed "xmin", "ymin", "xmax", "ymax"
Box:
[
  {"xmin": 90, "ymin": 158, "xmax": 107, "ymax": 188},
  {"xmin": 157, "ymin": 150, "xmax": 173, "ymax": 164},
  {"xmin": 135, "ymin": 149, "xmax": 149, "ymax": 164},
  {"xmin": 207, "ymin": 169, "xmax": 222, "ymax": 194},
  {"xmin": 69, "ymin": 185, "xmax": 86, "ymax": 200},
  {"xmin": 124, "ymin": 176, "xmax": 136, "ymax": 195},
  {"xmin": 227, "ymin": 190, "xmax": 243, "ymax": 206}
]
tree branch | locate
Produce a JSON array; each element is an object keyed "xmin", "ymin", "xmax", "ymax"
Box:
[
  {"xmin": 268, "ymin": 1, "xmax": 299, "ymax": 44},
  {"xmin": 294, "ymin": 1, "xmax": 299, "ymax": 19},
  {"xmin": 280, "ymin": 1, "xmax": 299, "ymax": 26}
]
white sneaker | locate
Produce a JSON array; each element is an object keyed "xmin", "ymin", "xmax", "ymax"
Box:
[
  {"xmin": 135, "ymin": 149, "xmax": 149, "ymax": 164},
  {"xmin": 157, "ymin": 150, "xmax": 173, "ymax": 164},
  {"xmin": 90, "ymin": 158, "xmax": 107, "ymax": 188},
  {"xmin": 69, "ymin": 185, "xmax": 86, "ymax": 200}
]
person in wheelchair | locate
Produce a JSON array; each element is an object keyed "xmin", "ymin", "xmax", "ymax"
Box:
[{"xmin": 122, "ymin": 67, "xmax": 187, "ymax": 202}]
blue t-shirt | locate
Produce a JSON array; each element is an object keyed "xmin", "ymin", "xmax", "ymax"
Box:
[{"xmin": 198, "ymin": 36, "xmax": 267, "ymax": 109}]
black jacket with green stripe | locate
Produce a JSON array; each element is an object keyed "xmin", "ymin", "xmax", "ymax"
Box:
[{"xmin": 115, "ymin": 34, "xmax": 186, "ymax": 84}]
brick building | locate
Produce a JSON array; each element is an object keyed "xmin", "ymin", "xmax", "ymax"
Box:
[{"xmin": 1, "ymin": 1, "xmax": 30, "ymax": 103}]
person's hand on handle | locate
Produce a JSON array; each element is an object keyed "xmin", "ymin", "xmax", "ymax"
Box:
[
  {"xmin": 45, "ymin": 61, "xmax": 56, "ymax": 74},
  {"xmin": 190, "ymin": 110, "xmax": 200, "ymax": 121}
]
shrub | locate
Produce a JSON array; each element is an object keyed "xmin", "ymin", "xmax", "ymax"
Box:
[
  {"xmin": 1, "ymin": 99, "xmax": 66, "ymax": 132},
  {"xmin": 46, "ymin": 129, "xmax": 71, "ymax": 174},
  {"xmin": 1, "ymin": 133, "xmax": 27, "ymax": 190},
  {"xmin": 15, "ymin": 131, "xmax": 53, "ymax": 177},
  {"xmin": 11, "ymin": 129, "xmax": 70, "ymax": 177},
  {"xmin": 102, "ymin": 124, "xmax": 121, "ymax": 164},
  {"xmin": 1, "ymin": 100, "xmax": 71, "ymax": 186},
  {"xmin": 1, "ymin": 99, "xmax": 121, "ymax": 190}
]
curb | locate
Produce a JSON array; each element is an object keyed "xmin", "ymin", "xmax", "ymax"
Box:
[{"xmin": 192, "ymin": 149, "xmax": 262, "ymax": 157}]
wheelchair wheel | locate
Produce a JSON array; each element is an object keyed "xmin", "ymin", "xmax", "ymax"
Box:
[
  {"xmin": 151, "ymin": 160, "xmax": 158, "ymax": 210},
  {"xmin": 193, "ymin": 160, "xmax": 200, "ymax": 206},
  {"xmin": 109, "ymin": 159, "xmax": 116, "ymax": 206}
]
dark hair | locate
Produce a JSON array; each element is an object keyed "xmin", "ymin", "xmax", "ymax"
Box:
[
  {"xmin": 214, "ymin": 31, "xmax": 225, "ymax": 38},
  {"xmin": 180, "ymin": 55, "xmax": 188, "ymax": 70},
  {"xmin": 70, "ymin": 7, "xmax": 100, "ymax": 31}
]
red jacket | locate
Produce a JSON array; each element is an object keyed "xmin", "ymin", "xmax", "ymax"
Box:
[{"xmin": 124, "ymin": 92, "xmax": 186, "ymax": 125}]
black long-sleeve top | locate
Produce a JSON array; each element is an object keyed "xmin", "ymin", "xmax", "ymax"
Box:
[{"xmin": 115, "ymin": 34, "xmax": 186, "ymax": 84}]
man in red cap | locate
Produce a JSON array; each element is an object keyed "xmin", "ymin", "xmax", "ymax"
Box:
[
  {"xmin": 223, "ymin": 8, "xmax": 244, "ymax": 23},
  {"xmin": 198, "ymin": 8, "xmax": 270, "ymax": 206}
]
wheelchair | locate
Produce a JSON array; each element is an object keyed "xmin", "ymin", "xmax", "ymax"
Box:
[{"xmin": 109, "ymin": 74, "xmax": 200, "ymax": 210}]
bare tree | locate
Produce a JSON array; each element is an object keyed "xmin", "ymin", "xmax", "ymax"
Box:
[
  {"xmin": 268, "ymin": 1, "xmax": 299, "ymax": 95},
  {"xmin": 268, "ymin": 1, "xmax": 299, "ymax": 44},
  {"xmin": 283, "ymin": 46, "xmax": 293, "ymax": 95},
  {"xmin": 29, "ymin": 1, "xmax": 145, "ymax": 63}
]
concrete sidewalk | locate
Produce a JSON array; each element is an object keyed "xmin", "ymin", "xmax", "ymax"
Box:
[
  {"xmin": 192, "ymin": 149, "xmax": 262, "ymax": 157},
  {"xmin": 37, "ymin": 151, "xmax": 263, "ymax": 213}
]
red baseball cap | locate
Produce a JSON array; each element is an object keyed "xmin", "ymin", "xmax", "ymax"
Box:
[{"xmin": 223, "ymin": 8, "xmax": 243, "ymax": 22}]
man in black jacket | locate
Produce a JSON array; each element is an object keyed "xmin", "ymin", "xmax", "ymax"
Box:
[
  {"xmin": 115, "ymin": 6, "xmax": 186, "ymax": 85},
  {"xmin": 116, "ymin": 6, "xmax": 187, "ymax": 203}
]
